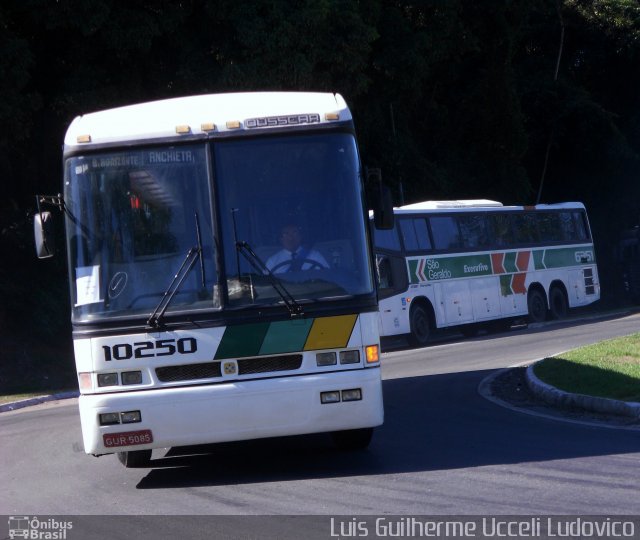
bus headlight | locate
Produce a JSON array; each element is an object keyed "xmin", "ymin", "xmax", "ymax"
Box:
[
  {"xmin": 341, "ymin": 388, "xmax": 362, "ymax": 402},
  {"xmin": 99, "ymin": 412, "xmax": 120, "ymax": 426},
  {"xmin": 120, "ymin": 410, "xmax": 142, "ymax": 424},
  {"xmin": 316, "ymin": 352, "xmax": 337, "ymax": 366},
  {"xmin": 121, "ymin": 371, "xmax": 142, "ymax": 385},
  {"xmin": 339, "ymin": 350, "xmax": 360, "ymax": 364},
  {"xmin": 97, "ymin": 373, "xmax": 119, "ymax": 387},
  {"xmin": 320, "ymin": 391, "xmax": 341, "ymax": 404}
]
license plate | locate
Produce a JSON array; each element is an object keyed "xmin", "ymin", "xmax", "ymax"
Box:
[{"xmin": 103, "ymin": 429, "xmax": 153, "ymax": 448}]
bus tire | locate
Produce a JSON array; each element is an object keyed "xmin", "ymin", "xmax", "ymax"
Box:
[
  {"xmin": 117, "ymin": 449, "xmax": 152, "ymax": 468},
  {"xmin": 408, "ymin": 304, "xmax": 431, "ymax": 347},
  {"xmin": 331, "ymin": 428, "xmax": 373, "ymax": 451},
  {"xmin": 527, "ymin": 288, "xmax": 547, "ymax": 324},
  {"xmin": 549, "ymin": 286, "xmax": 568, "ymax": 320}
]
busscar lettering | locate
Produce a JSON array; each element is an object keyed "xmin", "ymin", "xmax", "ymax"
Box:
[{"xmin": 245, "ymin": 113, "xmax": 321, "ymax": 129}]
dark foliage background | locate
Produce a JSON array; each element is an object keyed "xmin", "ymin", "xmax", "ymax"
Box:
[{"xmin": 1, "ymin": 0, "xmax": 639, "ymax": 392}]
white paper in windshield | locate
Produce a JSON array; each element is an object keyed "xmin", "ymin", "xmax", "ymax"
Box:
[{"xmin": 75, "ymin": 265, "xmax": 102, "ymax": 306}]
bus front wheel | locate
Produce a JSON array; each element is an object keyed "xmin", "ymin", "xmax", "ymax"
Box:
[
  {"xmin": 117, "ymin": 449, "xmax": 152, "ymax": 468},
  {"xmin": 408, "ymin": 304, "xmax": 431, "ymax": 347},
  {"xmin": 527, "ymin": 289, "xmax": 547, "ymax": 324}
]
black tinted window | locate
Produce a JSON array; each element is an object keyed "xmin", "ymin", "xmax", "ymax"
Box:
[{"xmin": 399, "ymin": 218, "xmax": 432, "ymax": 251}]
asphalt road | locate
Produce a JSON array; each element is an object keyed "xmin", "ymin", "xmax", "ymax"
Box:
[{"xmin": 1, "ymin": 312, "xmax": 640, "ymax": 523}]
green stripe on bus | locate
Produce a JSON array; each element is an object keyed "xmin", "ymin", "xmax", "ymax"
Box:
[
  {"xmin": 215, "ymin": 322, "xmax": 270, "ymax": 359},
  {"xmin": 500, "ymin": 274, "xmax": 513, "ymax": 296},
  {"xmin": 408, "ymin": 259, "xmax": 419, "ymax": 284},
  {"xmin": 408, "ymin": 245, "xmax": 594, "ymax": 284},
  {"xmin": 409, "ymin": 254, "xmax": 493, "ymax": 282},
  {"xmin": 259, "ymin": 319, "xmax": 314, "ymax": 355},
  {"xmin": 503, "ymin": 252, "xmax": 517, "ymax": 273},
  {"xmin": 543, "ymin": 246, "xmax": 594, "ymax": 268},
  {"xmin": 533, "ymin": 250, "xmax": 545, "ymax": 270}
]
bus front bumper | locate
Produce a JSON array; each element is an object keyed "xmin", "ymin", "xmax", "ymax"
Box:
[{"xmin": 78, "ymin": 368, "xmax": 383, "ymax": 455}]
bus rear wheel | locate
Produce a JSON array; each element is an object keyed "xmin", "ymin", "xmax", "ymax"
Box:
[
  {"xmin": 331, "ymin": 428, "xmax": 373, "ymax": 451},
  {"xmin": 117, "ymin": 449, "xmax": 152, "ymax": 468},
  {"xmin": 549, "ymin": 286, "xmax": 568, "ymax": 320},
  {"xmin": 527, "ymin": 288, "xmax": 547, "ymax": 324},
  {"xmin": 408, "ymin": 304, "xmax": 431, "ymax": 347}
]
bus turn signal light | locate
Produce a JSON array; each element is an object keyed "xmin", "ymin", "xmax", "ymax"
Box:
[{"xmin": 365, "ymin": 345, "xmax": 379, "ymax": 363}]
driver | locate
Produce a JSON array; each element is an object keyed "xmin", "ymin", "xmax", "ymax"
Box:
[{"xmin": 266, "ymin": 223, "xmax": 329, "ymax": 274}]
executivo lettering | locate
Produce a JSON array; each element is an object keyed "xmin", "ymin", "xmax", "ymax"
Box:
[{"xmin": 464, "ymin": 262, "xmax": 489, "ymax": 274}]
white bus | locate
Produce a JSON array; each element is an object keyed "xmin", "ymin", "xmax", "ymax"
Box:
[
  {"xmin": 372, "ymin": 200, "xmax": 600, "ymax": 345},
  {"xmin": 35, "ymin": 92, "xmax": 391, "ymax": 467}
]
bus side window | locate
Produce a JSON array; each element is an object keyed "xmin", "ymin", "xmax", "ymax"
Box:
[
  {"xmin": 458, "ymin": 214, "xmax": 489, "ymax": 249},
  {"xmin": 537, "ymin": 212, "xmax": 563, "ymax": 242},
  {"xmin": 559, "ymin": 211, "xmax": 579, "ymax": 241},
  {"xmin": 376, "ymin": 253, "xmax": 409, "ymax": 299},
  {"xmin": 489, "ymin": 213, "xmax": 514, "ymax": 247},
  {"xmin": 376, "ymin": 254, "xmax": 392, "ymax": 289},
  {"xmin": 513, "ymin": 213, "xmax": 540, "ymax": 245},
  {"xmin": 573, "ymin": 211, "xmax": 589, "ymax": 241},
  {"xmin": 372, "ymin": 223, "xmax": 401, "ymax": 251},
  {"xmin": 430, "ymin": 216, "xmax": 461, "ymax": 250},
  {"xmin": 399, "ymin": 218, "xmax": 431, "ymax": 251}
]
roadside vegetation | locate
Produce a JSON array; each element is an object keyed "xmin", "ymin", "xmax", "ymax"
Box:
[{"xmin": 534, "ymin": 333, "xmax": 640, "ymax": 402}]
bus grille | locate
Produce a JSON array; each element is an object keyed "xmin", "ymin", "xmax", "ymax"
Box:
[
  {"xmin": 155, "ymin": 354, "xmax": 303, "ymax": 382},
  {"xmin": 584, "ymin": 268, "xmax": 595, "ymax": 296},
  {"xmin": 156, "ymin": 362, "xmax": 222, "ymax": 382},
  {"xmin": 238, "ymin": 354, "xmax": 303, "ymax": 375}
]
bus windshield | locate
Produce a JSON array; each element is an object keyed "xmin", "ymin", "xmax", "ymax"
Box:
[
  {"xmin": 64, "ymin": 133, "xmax": 373, "ymax": 323},
  {"xmin": 214, "ymin": 132, "xmax": 373, "ymax": 307},
  {"xmin": 64, "ymin": 145, "xmax": 217, "ymax": 322}
]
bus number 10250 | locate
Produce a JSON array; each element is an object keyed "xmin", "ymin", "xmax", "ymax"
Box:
[{"xmin": 102, "ymin": 337, "xmax": 198, "ymax": 361}]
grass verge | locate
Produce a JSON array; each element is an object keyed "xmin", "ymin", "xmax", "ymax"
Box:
[{"xmin": 534, "ymin": 333, "xmax": 640, "ymax": 402}]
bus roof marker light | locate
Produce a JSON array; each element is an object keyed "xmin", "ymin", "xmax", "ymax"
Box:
[
  {"xmin": 76, "ymin": 134, "xmax": 92, "ymax": 144},
  {"xmin": 325, "ymin": 112, "xmax": 340, "ymax": 121},
  {"xmin": 175, "ymin": 125, "xmax": 191, "ymax": 134},
  {"xmin": 226, "ymin": 120, "xmax": 241, "ymax": 129},
  {"xmin": 201, "ymin": 122, "xmax": 216, "ymax": 132}
]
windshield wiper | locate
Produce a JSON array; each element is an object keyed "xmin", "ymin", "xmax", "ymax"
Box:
[
  {"xmin": 235, "ymin": 241, "xmax": 304, "ymax": 318},
  {"xmin": 147, "ymin": 247, "xmax": 201, "ymax": 328},
  {"xmin": 147, "ymin": 213, "xmax": 205, "ymax": 329}
]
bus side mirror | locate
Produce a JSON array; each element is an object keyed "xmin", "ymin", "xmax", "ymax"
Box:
[
  {"xmin": 34, "ymin": 211, "xmax": 56, "ymax": 258},
  {"xmin": 367, "ymin": 168, "xmax": 394, "ymax": 230}
]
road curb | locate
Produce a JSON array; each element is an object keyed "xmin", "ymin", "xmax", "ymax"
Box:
[
  {"xmin": 525, "ymin": 362, "xmax": 640, "ymax": 419},
  {"xmin": 0, "ymin": 391, "xmax": 79, "ymax": 413}
]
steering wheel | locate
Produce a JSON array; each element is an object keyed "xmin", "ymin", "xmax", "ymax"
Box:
[{"xmin": 270, "ymin": 258, "xmax": 326, "ymax": 273}]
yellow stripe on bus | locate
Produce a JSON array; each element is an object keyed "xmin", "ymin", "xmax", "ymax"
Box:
[{"xmin": 303, "ymin": 314, "xmax": 358, "ymax": 351}]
